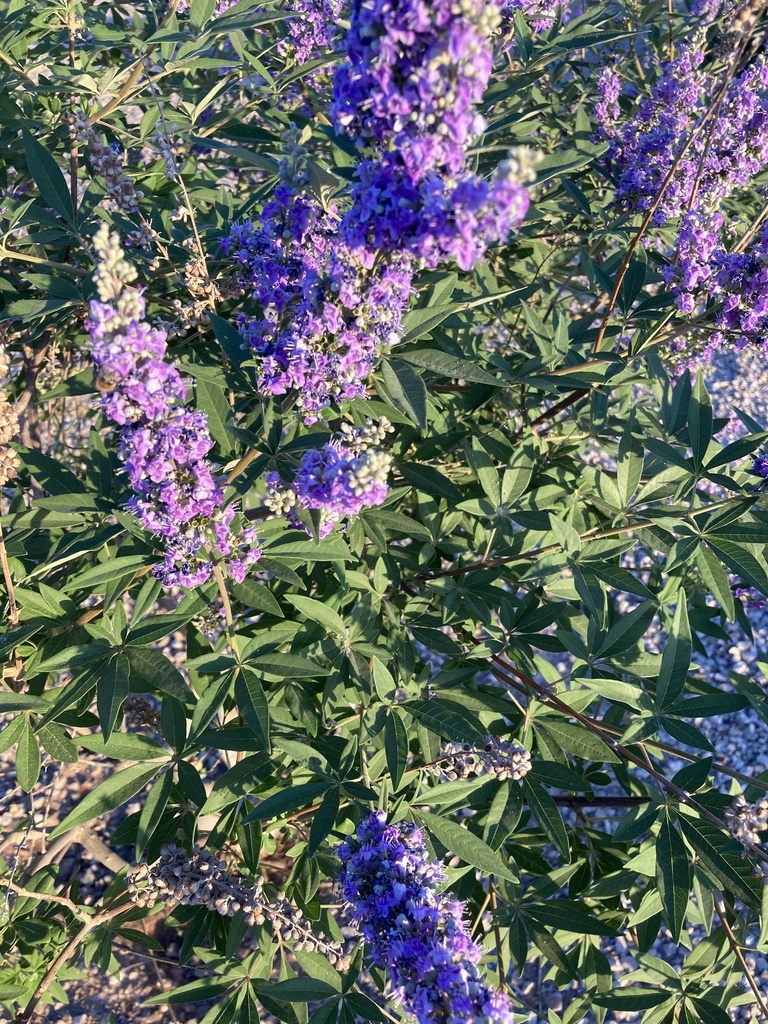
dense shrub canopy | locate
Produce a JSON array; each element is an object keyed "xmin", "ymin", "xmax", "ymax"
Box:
[{"xmin": 3, "ymin": 1, "xmax": 768, "ymax": 1022}]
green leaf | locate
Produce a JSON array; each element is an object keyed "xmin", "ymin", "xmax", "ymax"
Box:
[
  {"xmin": 689, "ymin": 999, "xmax": 733, "ymax": 1024},
  {"xmin": 656, "ymin": 599, "xmax": 691, "ymax": 711},
  {"xmin": 400, "ymin": 463, "xmax": 463, "ymax": 504},
  {"xmin": 521, "ymin": 779, "xmax": 570, "ymax": 858},
  {"xmin": 591, "ymin": 991, "xmax": 671, "ymax": 1011},
  {"xmin": 483, "ymin": 779, "xmax": 524, "ymax": 850},
  {"xmin": 695, "ymin": 544, "xmax": 735, "ymax": 620},
  {"xmin": 308, "ymin": 786, "xmax": 340, "ymax": 856},
  {"xmin": 263, "ymin": 536, "xmax": 354, "ymax": 562},
  {"xmin": 678, "ymin": 815, "xmax": 761, "ymax": 908},
  {"xmin": 245, "ymin": 652, "xmax": 330, "ymax": 678},
  {"xmin": 655, "ymin": 814, "xmax": 691, "ymax": 943},
  {"xmin": 617, "ymin": 422, "xmax": 643, "ymax": 505},
  {"xmin": 161, "ymin": 696, "xmax": 187, "ymax": 754},
  {"xmin": 0, "ymin": 693, "xmax": 50, "ymax": 713},
  {"xmin": 78, "ymin": 732, "xmax": 168, "ymax": 761},
  {"xmin": 689, "ymin": 373, "xmax": 713, "ymax": 469},
  {"xmin": 416, "ymin": 810, "xmax": 519, "ymax": 883},
  {"xmin": 97, "ymin": 654, "xmax": 131, "ymax": 741},
  {"xmin": 195, "ymin": 377, "xmax": 235, "ymax": 455},
  {"xmin": 243, "ymin": 782, "xmax": 331, "ymax": 824},
  {"xmin": 401, "ymin": 699, "xmax": 484, "ymax": 744},
  {"xmin": 49, "ymin": 762, "xmax": 161, "ymax": 838},
  {"xmin": 61, "ymin": 556, "xmax": 152, "ymax": 592},
  {"xmin": 136, "ymin": 769, "xmax": 173, "ymax": 859},
  {"xmin": 596, "ymin": 600, "xmax": 657, "ymax": 658},
  {"xmin": 705, "ymin": 539, "xmax": 768, "ymax": 597},
  {"xmin": 381, "ymin": 359, "xmax": 428, "ymax": 431},
  {"xmin": 398, "ymin": 348, "xmax": 503, "ymax": 386},
  {"xmin": 385, "ymin": 711, "xmax": 409, "ymax": 791},
  {"xmin": 286, "ymin": 596, "xmax": 346, "ymax": 635},
  {"xmin": 22, "ymin": 128, "xmax": 75, "ymax": 226},
  {"xmin": 535, "ymin": 718, "xmax": 620, "ymax": 763},
  {"xmin": 16, "ymin": 717, "xmax": 41, "ymax": 793},
  {"xmin": 124, "ymin": 647, "xmax": 196, "ymax": 703},
  {"xmin": 235, "ymin": 667, "xmax": 271, "ymax": 753},
  {"xmin": 267, "ymin": 979, "xmax": 337, "ymax": 1003}
]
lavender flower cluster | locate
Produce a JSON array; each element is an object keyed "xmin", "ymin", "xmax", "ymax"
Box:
[
  {"xmin": 338, "ymin": 812, "xmax": 514, "ymax": 1024},
  {"xmin": 265, "ymin": 418, "xmax": 393, "ymax": 536},
  {"xmin": 227, "ymin": 0, "xmax": 532, "ymax": 422},
  {"xmin": 87, "ymin": 224, "xmax": 260, "ymax": 588},
  {"xmin": 598, "ymin": 44, "xmax": 768, "ymax": 354},
  {"xmin": 277, "ymin": 0, "xmax": 343, "ymax": 67},
  {"xmin": 332, "ymin": 0, "xmax": 531, "ymax": 272}
]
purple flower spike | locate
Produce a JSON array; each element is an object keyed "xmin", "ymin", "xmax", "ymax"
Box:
[
  {"xmin": 87, "ymin": 224, "xmax": 260, "ymax": 588},
  {"xmin": 339, "ymin": 811, "xmax": 515, "ymax": 1024}
]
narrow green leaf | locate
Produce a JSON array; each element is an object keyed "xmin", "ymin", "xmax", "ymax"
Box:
[
  {"xmin": 235, "ymin": 667, "xmax": 271, "ymax": 753},
  {"xmin": 655, "ymin": 814, "xmax": 691, "ymax": 943},
  {"xmin": 243, "ymin": 782, "xmax": 331, "ymax": 824},
  {"xmin": 267, "ymin": 979, "xmax": 337, "ymax": 1003},
  {"xmin": 385, "ymin": 711, "xmax": 409, "ymax": 791},
  {"xmin": 689, "ymin": 373, "xmax": 713, "ymax": 468},
  {"xmin": 161, "ymin": 696, "xmax": 187, "ymax": 754},
  {"xmin": 136, "ymin": 769, "xmax": 173, "ymax": 859},
  {"xmin": 308, "ymin": 786, "xmax": 340, "ymax": 857},
  {"xmin": 125, "ymin": 647, "xmax": 196, "ymax": 703},
  {"xmin": 22, "ymin": 128, "xmax": 75, "ymax": 226},
  {"xmin": 656, "ymin": 600, "xmax": 691, "ymax": 710},
  {"xmin": 16, "ymin": 717, "xmax": 41, "ymax": 793},
  {"xmin": 97, "ymin": 654, "xmax": 131, "ymax": 741},
  {"xmin": 695, "ymin": 544, "xmax": 735, "ymax": 620},
  {"xmin": 381, "ymin": 360, "xmax": 428, "ymax": 431},
  {"xmin": 483, "ymin": 779, "xmax": 524, "ymax": 850},
  {"xmin": 416, "ymin": 810, "xmax": 519, "ymax": 883},
  {"xmin": 49, "ymin": 763, "xmax": 160, "ymax": 839},
  {"xmin": 522, "ymin": 779, "xmax": 570, "ymax": 859}
]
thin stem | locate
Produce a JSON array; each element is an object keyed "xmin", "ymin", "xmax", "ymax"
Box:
[
  {"xmin": 716, "ymin": 896, "xmax": 768, "ymax": 1022},
  {"xmin": 0, "ymin": 521, "xmax": 19, "ymax": 628},
  {"xmin": 211, "ymin": 561, "xmax": 239, "ymax": 663},
  {"xmin": 488, "ymin": 880, "xmax": 506, "ymax": 993},
  {"xmin": 4, "ymin": 879, "xmax": 89, "ymax": 920},
  {"xmin": 491, "ymin": 657, "xmax": 727, "ymax": 830}
]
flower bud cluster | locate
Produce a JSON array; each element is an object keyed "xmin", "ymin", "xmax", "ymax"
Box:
[
  {"xmin": 129, "ymin": 844, "xmax": 350, "ymax": 968},
  {"xmin": 265, "ymin": 419, "xmax": 393, "ymax": 537},
  {"xmin": 151, "ymin": 126, "xmax": 181, "ymax": 181},
  {"xmin": 87, "ymin": 224, "xmax": 260, "ymax": 587},
  {"xmin": 435, "ymin": 737, "xmax": 532, "ymax": 782},
  {"xmin": 70, "ymin": 110, "xmax": 143, "ymax": 212},
  {"xmin": 725, "ymin": 795, "xmax": 768, "ymax": 854},
  {"xmin": 339, "ymin": 812, "xmax": 514, "ymax": 1024},
  {"xmin": 0, "ymin": 345, "xmax": 18, "ymax": 486}
]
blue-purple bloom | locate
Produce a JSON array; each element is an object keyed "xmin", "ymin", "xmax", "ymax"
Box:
[
  {"xmin": 265, "ymin": 418, "xmax": 392, "ymax": 536},
  {"xmin": 599, "ymin": 44, "xmax": 768, "ymax": 356},
  {"xmin": 226, "ymin": 1, "xmax": 531, "ymax": 416},
  {"xmin": 338, "ymin": 812, "xmax": 514, "ymax": 1024},
  {"xmin": 87, "ymin": 225, "xmax": 260, "ymax": 588}
]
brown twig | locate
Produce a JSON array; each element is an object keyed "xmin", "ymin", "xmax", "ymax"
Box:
[{"xmin": 716, "ymin": 896, "xmax": 768, "ymax": 1022}]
